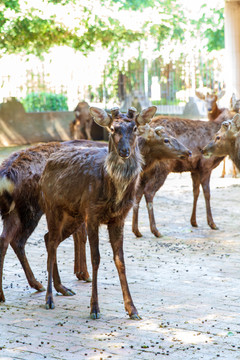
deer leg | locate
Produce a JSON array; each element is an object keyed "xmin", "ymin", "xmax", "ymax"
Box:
[
  {"xmin": 85, "ymin": 126, "xmax": 92, "ymax": 140},
  {"xmin": 0, "ymin": 218, "xmax": 19, "ymax": 302},
  {"xmin": 108, "ymin": 221, "xmax": 141, "ymax": 320},
  {"xmin": 87, "ymin": 224, "xmax": 100, "ymax": 319},
  {"xmin": 45, "ymin": 228, "xmax": 60, "ymax": 309},
  {"xmin": 132, "ymin": 187, "xmax": 144, "ymax": 237},
  {"xmin": 11, "ymin": 239, "xmax": 45, "ymax": 293},
  {"xmin": 232, "ymin": 162, "xmax": 237, "ymax": 178},
  {"xmin": 143, "ymin": 169, "xmax": 167, "ymax": 237},
  {"xmin": 190, "ymin": 172, "xmax": 201, "ymax": 227},
  {"xmin": 0, "ymin": 224, "xmax": 13, "ymax": 302},
  {"xmin": 9, "ymin": 211, "xmax": 44, "ymax": 292},
  {"xmin": 44, "ymin": 232, "xmax": 76, "ymax": 297},
  {"xmin": 201, "ymin": 173, "xmax": 218, "ymax": 230},
  {"xmin": 0, "ymin": 213, "xmax": 43, "ymax": 302},
  {"xmin": 144, "ymin": 192, "xmax": 162, "ymax": 238},
  {"xmin": 221, "ymin": 158, "xmax": 226, "ymax": 178},
  {"xmin": 73, "ymin": 224, "xmax": 91, "ymax": 282}
]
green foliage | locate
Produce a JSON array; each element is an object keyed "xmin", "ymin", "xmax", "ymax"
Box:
[
  {"xmin": 191, "ymin": 6, "xmax": 224, "ymax": 52},
  {"xmin": 151, "ymin": 99, "xmax": 181, "ymax": 105},
  {"xmin": 21, "ymin": 92, "xmax": 68, "ymax": 112},
  {"xmin": 109, "ymin": 0, "xmax": 155, "ymax": 10},
  {"xmin": 205, "ymin": 28, "xmax": 224, "ymax": 51},
  {"xmin": 0, "ymin": 0, "xmax": 142, "ymax": 56}
]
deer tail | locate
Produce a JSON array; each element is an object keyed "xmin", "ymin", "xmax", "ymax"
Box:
[{"xmin": 0, "ymin": 177, "xmax": 15, "ymax": 217}]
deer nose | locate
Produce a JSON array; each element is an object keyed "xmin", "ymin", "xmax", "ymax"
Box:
[
  {"xmin": 119, "ymin": 148, "xmax": 130, "ymax": 158},
  {"xmin": 180, "ymin": 150, "xmax": 192, "ymax": 159}
]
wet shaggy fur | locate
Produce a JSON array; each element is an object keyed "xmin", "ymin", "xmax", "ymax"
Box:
[
  {"xmin": 0, "ymin": 110, "xmax": 190, "ymax": 304},
  {"xmin": 0, "ymin": 139, "xmax": 106, "ymax": 302},
  {"xmin": 41, "ymin": 114, "xmax": 144, "ymax": 318}
]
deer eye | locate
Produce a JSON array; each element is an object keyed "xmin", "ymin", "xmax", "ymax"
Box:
[
  {"xmin": 110, "ymin": 126, "xmax": 115, "ymax": 133},
  {"xmin": 133, "ymin": 125, "xmax": 137, "ymax": 132},
  {"xmin": 216, "ymin": 136, "xmax": 221, "ymax": 140},
  {"xmin": 164, "ymin": 138, "xmax": 169, "ymax": 143}
]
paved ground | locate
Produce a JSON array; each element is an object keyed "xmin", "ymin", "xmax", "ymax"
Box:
[{"xmin": 0, "ymin": 149, "xmax": 240, "ymax": 360}]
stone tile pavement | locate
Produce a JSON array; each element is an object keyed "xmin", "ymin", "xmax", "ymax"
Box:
[{"xmin": 0, "ymin": 158, "xmax": 240, "ymax": 360}]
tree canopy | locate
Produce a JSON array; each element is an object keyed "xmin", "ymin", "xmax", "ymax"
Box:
[
  {"xmin": 0, "ymin": 0, "xmax": 142, "ymax": 56},
  {"xmin": 0, "ymin": 0, "xmax": 224, "ymax": 57}
]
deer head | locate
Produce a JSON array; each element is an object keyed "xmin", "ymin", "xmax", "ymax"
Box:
[{"xmin": 202, "ymin": 114, "xmax": 240, "ymax": 158}]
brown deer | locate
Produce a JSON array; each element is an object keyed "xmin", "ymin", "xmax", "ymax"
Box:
[
  {"xmin": 195, "ymin": 90, "xmax": 237, "ymax": 178},
  {"xmin": 0, "ymin": 139, "xmax": 106, "ymax": 303},
  {"xmin": 202, "ymin": 114, "xmax": 240, "ymax": 170},
  {"xmin": 0, "ymin": 107, "xmax": 191, "ymax": 304},
  {"xmin": 69, "ymin": 101, "xmax": 93, "ymax": 140},
  {"xmin": 195, "ymin": 90, "xmax": 230, "ymax": 122},
  {"xmin": 132, "ymin": 115, "xmax": 226, "ymax": 238},
  {"xmin": 40, "ymin": 106, "xmax": 191, "ymax": 319}
]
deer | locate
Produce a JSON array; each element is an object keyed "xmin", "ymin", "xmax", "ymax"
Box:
[
  {"xmin": 0, "ymin": 107, "xmax": 191, "ymax": 305},
  {"xmin": 195, "ymin": 90, "xmax": 237, "ymax": 178},
  {"xmin": 40, "ymin": 106, "xmax": 192, "ymax": 319},
  {"xmin": 69, "ymin": 101, "xmax": 93, "ymax": 140},
  {"xmin": 202, "ymin": 114, "xmax": 240, "ymax": 171},
  {"xmin": 132, "ymin": 115, "xmax": 226, "ymax": 238},
  {"xmin": 0, "ymin": 139, "xmax": 107, "ymax": 303}
]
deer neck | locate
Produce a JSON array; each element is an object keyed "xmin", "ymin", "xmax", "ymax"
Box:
[{"xmin": 105, "ymin": 138, "xmax": 143, "ymax": 203}]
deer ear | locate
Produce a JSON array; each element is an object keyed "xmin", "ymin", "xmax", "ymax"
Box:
[
  {"xmin": 135, "ymin": 106, "xmax": 157, "ymax": 126},
  {"xmin": 195, "ymin": 91, "xmax": 205, "ymax": 100},
  {"xmin": 90, "ymin": 107, "xmax": 112, "ymax": 128},
  {"xmin": 231, "ymin": 113, "xmax": 240, "ymax": 132},
  {"xmin": 217, "ymin": 90, "xmax": 225, "ymax": 100}
]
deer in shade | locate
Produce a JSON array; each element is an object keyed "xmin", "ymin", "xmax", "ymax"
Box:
[
  {"xmin": 40, "ymin": 106, "xmax": 191, "ymax": 319},
  {"xmin": 0, "ymin": 107, "xmax": 191, "ymax": 305},
  {"xmin": 69, "ymin": 101, "xmax": 93, "ymax": 140},
  {"xmin": 0, "ymin": 139, "xmax": 107, "ymax": 303}
]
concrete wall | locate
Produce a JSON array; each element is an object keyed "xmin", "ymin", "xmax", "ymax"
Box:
[{"xmin": 0, "ymin": 98, "xmax": 104, "ymax": 146}]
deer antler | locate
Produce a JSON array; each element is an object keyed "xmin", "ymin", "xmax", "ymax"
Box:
[
  {"xmin": 127, "ymin": 107, "xmax": 138, "ymax": 119},
  {"xmin": 110, "ymin": 107, "xmax": 120, "ymax": 119}
]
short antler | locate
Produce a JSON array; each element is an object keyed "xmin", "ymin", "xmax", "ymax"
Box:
[
  {"xmin": 127, "ymin": 107, "xmax": 138, "ymax": 119},
  {"xmin": 110, "ymin": 107, "xmax": 120, "ymax": 119}
]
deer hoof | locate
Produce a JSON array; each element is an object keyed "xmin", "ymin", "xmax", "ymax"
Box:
[
  {"xmin": 191, "ymin": 221, "xmax": 198, "ymax": 227},
  {"xmin": 133, "ymin": 229, "xmax": 143, "ymax": 238},
  {"xmin": 57, "ymin": 286, "xmax": 76, "ymax": 296},
  {"xmin": 37, "ymin": 285, "xmax": 45, "ymax": 292},
  {"xmin": 152, "ymin": 229, "xmax": 162, "ymax": 238},
  {"xmin": 65, "ymin": 289, "xmax": 76, "ymax": 296},
  {"xmin": 76, "ymin": 272, "xmax": 92, "ymax": 282},
  {"xmin": 90, "ymin": 312, "xmax": 101, "ymax": 320},
  {"xmin": 130, "ymin": 313, "xmax": 142, "ymax": 320},
  {"xmin": 0, "ymin": 292, "xmax": 5, "ymax": 302},
  {"xmin": 210, "ymin": 223, "xmax": 219, "ymax": 230},
  {"xmin": 45, "ymin": 297, "xmax": 55, "ymax": 310}
]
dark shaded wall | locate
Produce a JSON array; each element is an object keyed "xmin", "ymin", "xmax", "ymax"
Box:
[{"xmin": 0, "ymin": 98, "xmax": 103, "ymax": 146}]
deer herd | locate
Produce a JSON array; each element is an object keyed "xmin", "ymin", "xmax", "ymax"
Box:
[{"xmin": 0, "ymin": 91, "xmax": 239, "ymax": 319}]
